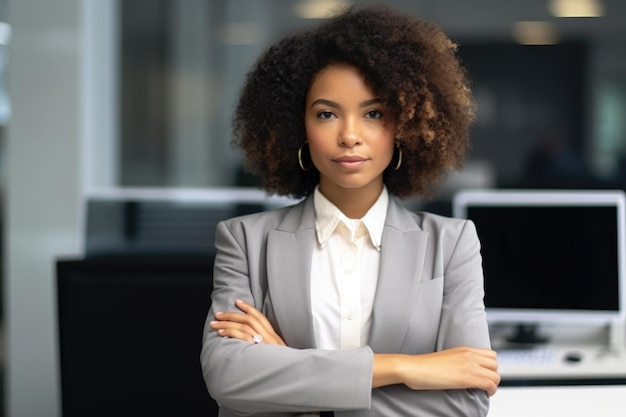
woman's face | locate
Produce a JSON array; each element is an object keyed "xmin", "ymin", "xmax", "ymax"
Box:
[{"xmin": 304, "ymin": 64, "xmax": 396, "ymax": 203}]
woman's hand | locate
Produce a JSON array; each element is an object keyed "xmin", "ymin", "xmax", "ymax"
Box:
[
  {"xmin": 210, "ymin": 299, "xmax": 287, "ymax": 346},
  {"xmin": 373, "ymin": 346, "xmax": 500, "ymax": 396}
]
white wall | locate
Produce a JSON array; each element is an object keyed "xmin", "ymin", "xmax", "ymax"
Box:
[{"xmin": 5, "ymin": 1, "xmax": 83, "ymax": 416}]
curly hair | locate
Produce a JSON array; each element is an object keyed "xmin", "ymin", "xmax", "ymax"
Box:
[{"xmin": 232, "ymin": 4, "xmax": 476, "ymax": 199}]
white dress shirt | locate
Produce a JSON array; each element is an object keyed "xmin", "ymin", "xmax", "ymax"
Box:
[{"xmin": 311, "ymin": 186, "xmax": 389, "ymax": 350}]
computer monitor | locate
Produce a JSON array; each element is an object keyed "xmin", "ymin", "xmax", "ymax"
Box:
[
  {"xmin": 56, "ymin": 256, "xmax": 219, "ymax": 417},
  {"xmin": 453, "ymin": 189, "xmax": 626, "ymax": 345}
]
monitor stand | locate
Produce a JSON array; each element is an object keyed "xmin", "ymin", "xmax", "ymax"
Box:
[
  {"xmin": 506, "ymin": 323, "xmax": 549, "ymax": 345},
  {"xmin": 606, "ymin": 319, "xmax": 626, "ymax": 356}
]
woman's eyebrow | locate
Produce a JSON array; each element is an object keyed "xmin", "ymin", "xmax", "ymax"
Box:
[
  {"xmin": 309, "ymin": 98, "xmax": 382, "ymax": 108},
  {"xmin": 309, "ymin": 98, "xmax": 339, "ymax": 108},
  {"xmin": 360, "ymin": 98, "xmax": 382, "ymax": 107}
]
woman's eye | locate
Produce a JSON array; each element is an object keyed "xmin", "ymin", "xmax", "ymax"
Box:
[
  {"xmin": 317, "ymin": 111, "xmax": 335, "ymax": 119},
  {"xmin": 365, "ymin": 110, "xmax": 382, "ymax": 119}
]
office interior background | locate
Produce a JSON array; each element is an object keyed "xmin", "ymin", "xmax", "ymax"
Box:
[{"xmin": 2, "ymin": 0, "xmax": 626, "ymax": 416}]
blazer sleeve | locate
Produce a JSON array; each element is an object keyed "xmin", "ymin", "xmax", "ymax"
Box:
[
  {"xmin": 437, "ymin": 219, "xmax": 491, "ymax": 348},
  {"xmin": 200, "ymin": 219, "xmax": 374, "ymax": 415},
  {"xmin": 436, "ymin": 218, "xmax": 492, "ymax": 416}
]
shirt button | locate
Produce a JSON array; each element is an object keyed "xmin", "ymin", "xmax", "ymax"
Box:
[{"xmin": 346, "ymin": 311, "xmax": 355, "ymax": 320}]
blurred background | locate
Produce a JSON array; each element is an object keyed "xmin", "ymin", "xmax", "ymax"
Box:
[{"xmin": 1, "ymin": 0, "xmax": 626, "ymax": 416}]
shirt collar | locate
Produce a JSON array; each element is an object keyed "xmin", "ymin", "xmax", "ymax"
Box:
[{"xmin": 313, "ymin": 186, "xmax": 389, "ymax": 252}]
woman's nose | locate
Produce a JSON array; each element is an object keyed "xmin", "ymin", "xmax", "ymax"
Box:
[{"xmin": 339, "ymin": 118, "xmax": 361, "ymax": 147}]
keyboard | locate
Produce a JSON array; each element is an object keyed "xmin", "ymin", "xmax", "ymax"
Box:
[{"xmin": 496, "ymin": 346, "xmax": 558, "ymax": 365}]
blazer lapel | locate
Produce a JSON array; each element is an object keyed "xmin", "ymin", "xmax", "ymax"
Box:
[
  {"xmin": 266, "ymin": 198, "xmax": 318, "ymax": 349},
  {"xmin": 266, "ymin": 196, "xmax": 430, "ymax": 352},
  {"xmin": 369, "ymin": 198, "xmax": 429, "ymax": 353}
]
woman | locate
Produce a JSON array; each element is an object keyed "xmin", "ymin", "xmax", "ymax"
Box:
[{"xmin": 201, "ymin": 5, "xmax": 499, "ymax": 416}]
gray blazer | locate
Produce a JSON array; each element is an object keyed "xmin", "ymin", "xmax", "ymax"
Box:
[{"xmin": 201, "ymin": 195, "xmax": 491, "ymax": 416}]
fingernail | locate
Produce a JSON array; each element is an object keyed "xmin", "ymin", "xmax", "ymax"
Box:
[
  {"xmin": 210, "ymin": 321, "xmax": 218, "ymax": 326},
  {"xmin": 215, "ymin": 311, "xmax": 223, "ymax": 316},
  {"xmin": 236, "ymin": 299, "xmax": 245, "ymax": 304}
]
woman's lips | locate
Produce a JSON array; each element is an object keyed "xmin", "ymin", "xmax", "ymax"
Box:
[{"xmin": 333, "ymin": 156, "xmax": 368, "ymax": 169}]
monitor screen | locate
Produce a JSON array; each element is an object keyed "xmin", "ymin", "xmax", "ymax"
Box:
[
  {"xmin": 453, "ymin": 190, "xmax": 626, "ymax": 327},
  {"xmin": 56, "ymin": 256, "xmax": 219, "ymax": 417}
]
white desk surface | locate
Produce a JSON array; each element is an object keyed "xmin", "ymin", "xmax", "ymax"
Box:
[
  {"xmin": 487, "ymin": 324, "xmax": 626, "ymax": 415},
  {"xmin": 488, "ymin": 385, "xmax": 626, "ymax": 417},
  {"xmin": 497, "ymin": 344, "xmax": 626, "ymax": 379}
]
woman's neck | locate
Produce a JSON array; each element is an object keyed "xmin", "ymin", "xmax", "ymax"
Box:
[{"xmin": 318, "ymin": 184, "xmax": 383, "ymax": 219}]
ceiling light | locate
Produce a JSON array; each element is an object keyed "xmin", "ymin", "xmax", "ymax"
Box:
[
  {"xmin": 512, "ymin": 21, "xmax": 560, "ymax": 45},
  {"xmin": 549, "ymin": 0, "xmax": 604, "ymax": 17},
  {"xmin": 293, "ymin": 0, "xmax": 351, "ymax": 19}
]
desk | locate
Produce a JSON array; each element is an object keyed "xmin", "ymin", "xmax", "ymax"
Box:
[
  {"xmin": 498, "ymin": 344, "xmax": 626, "ymax": 382},
  {"xmin": 490, "ymin": 322, "xmax": 626, "ymax": 383},
  {"xmin": 488, "ymin": 385, "xmax": 626, "ymax": 417}
]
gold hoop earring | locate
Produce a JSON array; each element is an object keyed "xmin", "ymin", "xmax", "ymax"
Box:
[
  {"xmin": 298, "ymin": 143, "xmax": 312, "ymax": 171},
  {"xmin": 392, "ymin": 142, "xmax": 402, "ymax": 171}
]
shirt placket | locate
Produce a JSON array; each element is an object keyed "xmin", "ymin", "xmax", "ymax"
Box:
[{"xmin": 339, "ymin": 222, "xmax": 362, "ymax": 350}]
